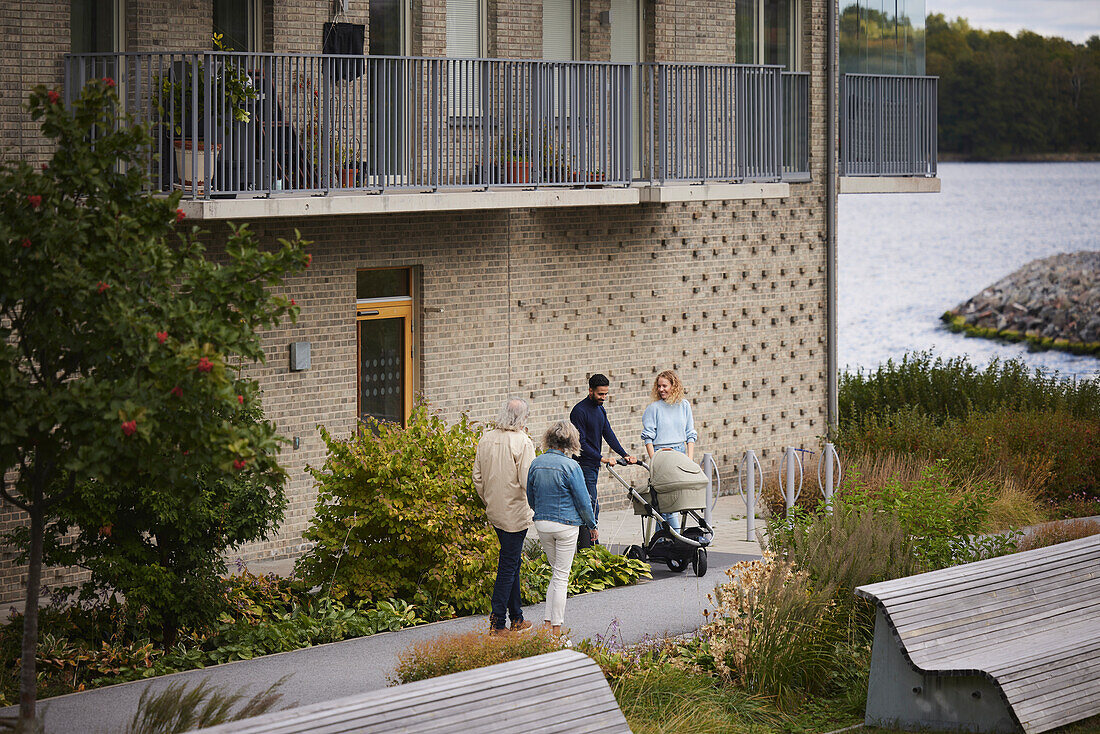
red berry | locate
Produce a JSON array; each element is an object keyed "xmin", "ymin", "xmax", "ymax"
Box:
[
  {"xmin": 156, "ymin": 331, "xmax": 168, "ymax": 344},
  {"xmin": 21, "ymin": 239, "xmax": 31, "ymax": 248},
  {"xmin": 27, "ymin": 195, "xmax": 42, "ymax": 209},
  {"xmin": 121, "ymin": 420, "xmax": 137, "ymax": 437},
  {"xmin": 102, "ymin": 77, "xmax": 116, "ymax": 88},
  {"xmin": 47, "ymin": 90, "xmax": 60, "ymax": 104},
  {"xmin": 175, "ymin": 209, "xmax": 185, "ymax": 222},
  {"xmin": 170, "ymin": 385, "xmax": 183, "ymax": 398},
  {"xmin": 304, "ymin": 254, "xmax": 312, "ymax": 268},
  {"xmin": 233, "ymin": 458, "xmax": 248, "ymax": 470},
  {"xmin": 197, "ymin": 357, "xmax": 213, "ymax": 373},
  {"xmin": 237, "ymin": 394, "xmax": 244, "ymax": 404},
  {"xmin": 97, "ymin": 282, "xmax": 110, "ymax": 294}
]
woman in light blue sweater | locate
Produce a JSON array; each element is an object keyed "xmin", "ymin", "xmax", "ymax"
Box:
[{"xmin": 641, "ymin": 370, "xmax": 697, "ymax": 531}]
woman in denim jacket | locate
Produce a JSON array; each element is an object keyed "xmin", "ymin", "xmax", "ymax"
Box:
[{"xmin": 526, "ymin": 420, "xmax": 597, "ymax": 638}]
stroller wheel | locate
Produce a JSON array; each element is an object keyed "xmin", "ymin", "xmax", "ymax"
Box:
[
  {"xmin": 625, "ymin": 545, "xmax": 647, "ymax": 562},
  {"xmin": 692, "ymin": 548, "xmax": 708, "ymax": 577},
  {"xmin": 666, "ymin": 557, "xmax": 689, "ymax": 573}
]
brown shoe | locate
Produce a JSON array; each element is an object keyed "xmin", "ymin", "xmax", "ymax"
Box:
[
  {"xmin": 510, "ymin": 619, "xmax": 533, "ymax": 633},
  {"xmin": 489, "ymin": 627, "xmax": 509, "ymax": 637}
]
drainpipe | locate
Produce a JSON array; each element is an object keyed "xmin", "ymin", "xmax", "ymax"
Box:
[{"xmin": 825, "ymin": 0, "xmax": 839, "ymax": 436}]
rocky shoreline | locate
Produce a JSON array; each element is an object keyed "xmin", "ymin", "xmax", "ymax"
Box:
[{"xmin": 942, "ymin": 251, "xmax": 1100, "ymax": 358}]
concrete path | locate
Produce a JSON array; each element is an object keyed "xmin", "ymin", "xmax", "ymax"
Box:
[{"xmin": 7, "ymin": 495, "xmax": 762, "ymax": 734}]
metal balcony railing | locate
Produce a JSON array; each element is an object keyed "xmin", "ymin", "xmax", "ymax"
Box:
[
  {"xmin": 63, "ymin": 53, "xmax": 940, "ymax": 199},
  {"xmin": 64, "ymin": 52, "xmax": 635, "ymax": 197},
  {"xmin": 781, "ymin": 71, "xmax": 810, "ymax": 181},
  {"xmin": 841, "ymin": 73, "xmax": 938, "ymax": 177},
  {"xmin": 641, "ymin": 63, "xmax": 783, "ymax": 183}
]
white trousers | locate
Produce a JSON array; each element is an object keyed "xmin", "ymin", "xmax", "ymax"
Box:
[{"xmin": 534, "ymin": 520, "xmax": 579, "ymax": 626}]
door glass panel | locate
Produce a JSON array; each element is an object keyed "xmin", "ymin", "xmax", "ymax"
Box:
[
  {"xmin": 71, "ymin": 0, "xmax": 117, "ymax": 54},
  {"xmin": 370, "ymin": 0, "xmax": 403, "ymax": 55},
  {"xmin": 359, "ymin": 318, "xmax": 406, "ymax": 425},
  {"xmin": 735, "ymin": 0, "xmax": 757, "ymax": 64},
  {"xmin": 213, "ymin": 0, "xmax": 254, "ymax": 51}
]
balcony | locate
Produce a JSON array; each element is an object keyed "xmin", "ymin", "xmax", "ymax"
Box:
[
  {"xmin": 840, "ymin": 73, "xmax": 940, "ymax": 194},
  {"xmin": 63, "ymin": 52, "xmax": 820, "ymax": 217}
]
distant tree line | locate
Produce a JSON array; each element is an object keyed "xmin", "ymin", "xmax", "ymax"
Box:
[{"xmin": 927, "ymin": 14, "xmax": 1100, "ymax": 158}]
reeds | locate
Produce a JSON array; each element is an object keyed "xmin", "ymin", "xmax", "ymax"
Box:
[
  {"xmin": 127, "ymin": 677, "xmax": 286, "ymax": 734},
  {"xmin": 390, "ymin": 626, "xmax": 565, "ymax": 684}
]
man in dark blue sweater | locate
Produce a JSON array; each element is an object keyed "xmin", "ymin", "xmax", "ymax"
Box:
[{"xmin": 569, "ymin": 374, "xmax": 636, "ymax": 548}]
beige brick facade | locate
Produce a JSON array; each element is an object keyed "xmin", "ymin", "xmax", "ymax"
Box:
[{"xmin": 0, "ymin": 0, "xmax": 835, "ymax": 603}]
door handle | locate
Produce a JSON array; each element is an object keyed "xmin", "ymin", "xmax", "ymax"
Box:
[{"xmin": 360, "ymin": 309, "xmax": 380, "ymax": 316}]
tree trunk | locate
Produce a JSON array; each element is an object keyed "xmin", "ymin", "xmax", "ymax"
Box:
[{"xmin": 19, "ymin": 506, "xmax": 44, "ymax": 728}]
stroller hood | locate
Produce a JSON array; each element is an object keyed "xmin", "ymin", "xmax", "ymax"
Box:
[{"xmin": 649, "ymin": 450, "xmax": 708, "ymax": 513}]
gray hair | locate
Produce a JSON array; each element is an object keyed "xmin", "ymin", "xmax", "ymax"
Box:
[
  {"xmin": 543, "ymin": 419, "xmax": 581, "ymax": 455},
  {"xmin": 496, "ymin": 397, "xmax": 529, "ymax": 431}
]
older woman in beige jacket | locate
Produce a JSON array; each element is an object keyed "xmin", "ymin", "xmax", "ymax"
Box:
[{"xmin": 473, "ymin": 397, "xmax": 536, "ymax": 634}]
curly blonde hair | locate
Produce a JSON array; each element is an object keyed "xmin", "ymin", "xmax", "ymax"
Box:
[{"xmin": 651, "ymin": 370, "xmax": 685, "ymax": 404}]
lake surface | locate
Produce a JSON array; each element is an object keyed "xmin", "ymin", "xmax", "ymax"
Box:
[{"xmin": 838, "ymin": 161, "xmax": 1100, "ymax": 380}]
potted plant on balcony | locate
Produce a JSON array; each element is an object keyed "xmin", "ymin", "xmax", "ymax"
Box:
[
  {"xmin": 157, "ymin": 34, "xmax": 257, "ymax": 191},
  {"xmin": 497, "ymin": 130, "xmax": 531, "ymax": 184}
]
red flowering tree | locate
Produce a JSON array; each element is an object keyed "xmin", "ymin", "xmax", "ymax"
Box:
[{"xmin": 0, "ymin": 81, "xmax": 307, "ymax": 724}]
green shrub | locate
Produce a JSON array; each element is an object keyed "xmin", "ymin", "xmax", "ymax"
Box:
[
  {"xmin": 390, "ymin": 628, "xmax": 566, "ymax": 684},
  {"xmin": 838, "ymin": 351, "xmax": 1100, "ymax": 424},
  {"xmin": 296, "ymin": 405, "xmax": 496, "ymax": 614},
  {"xmin": 522, "ymin": 545, "xmax": 652, "ymax": 601},
  {"xmin": 838, "ymin": 408, "xmax": 1100, "ymax": 507}
]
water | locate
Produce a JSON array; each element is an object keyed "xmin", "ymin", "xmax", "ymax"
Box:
[{"xmin": 838, "ymin": 161, "xmax": 1100, "ymax": 379}]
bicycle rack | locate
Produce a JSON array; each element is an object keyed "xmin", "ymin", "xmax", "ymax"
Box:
[
  {"xmin": 738, "ymin": 449, "xmax": 764, "ymax": 542},
  {"xmin": 817, "ymin": 442, "xmax": 843, "ymax": 513}
]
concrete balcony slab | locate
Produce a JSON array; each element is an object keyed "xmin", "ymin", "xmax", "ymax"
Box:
[
  {"xmin": 839, "ymin": 176, "xmax": 941, "ymax": 194},
  {"xmin": 176, "ymin": 186, "xmax": 642, "ymax": 220}
]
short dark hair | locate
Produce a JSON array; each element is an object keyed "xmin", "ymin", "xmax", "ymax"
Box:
[{"xmin": 589, "ymin": 374, "xmax": 610, "ymax": 390}]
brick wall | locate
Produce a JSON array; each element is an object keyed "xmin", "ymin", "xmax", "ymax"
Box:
[{"xmin": 192, "ymin": 192, "xmax": 829, "ymax": 571}]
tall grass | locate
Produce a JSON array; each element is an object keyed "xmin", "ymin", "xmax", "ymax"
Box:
[
  {"xmin": 390, "ymin": 627, "xmax": 565, "ymax": 684},
  {"xmin": 839, "ymin": 351, "xmax": 1100, "ymax": 424},
  {"xmin": 127, "ymin": 677, "xmax": 286, "ymax": 734},
  {"xmin": 611, "ymin": 665, "xmax": 784, "ymax": 734}
]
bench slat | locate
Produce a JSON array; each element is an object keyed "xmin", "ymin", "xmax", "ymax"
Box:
[
  {"xmin": 860, "ymin": 546, "xmax": 1100, "ymax": 606},
  {"xmin": 901, "ymin": 595, "xmax": 1100, "ymax": 655},
  {"xmin": 883, "ymin": 560, "xmax": 1100, "ymax": 619},
  {"xmin": 905, "ymin": 617, "xmax": 1100, "ymax": 673},
  {"xmin": 857, "ymin": 537, "xmax": 1099, "ymax": 601}
]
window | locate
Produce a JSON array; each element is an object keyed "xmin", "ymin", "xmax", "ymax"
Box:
[
  {"xmin": 356, "ymin": 268, "xmax": 414, "ymax": 427},
  {"xmin": 71, "ymin": 0, "xmax": 123, "ymax": 54},
  {"xmin": 542, "ymin": 0, "xmax": 575, "ymax": 61},
  {"xmin": 447, "ymin": 0, "xmax": 484, "ymax": 115},
  {"xmin": 736, "ymin": 0, "xmax": 802, "ymax": 70},
  {"xmin": 213, "ymin": 0, "xmax": 261, "ymax": 52},
  {"xmin": 370, "ymin": 0, "xmax": 406, "ymax": 56},
  {"xmin": 839, "ymin": 0, "xmax": 926, "ymax": 75}
]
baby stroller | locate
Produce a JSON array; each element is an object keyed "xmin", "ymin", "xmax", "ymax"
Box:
[{"xmin": 605, "ymin": 450, "xmax": 713, "ymax": 576}]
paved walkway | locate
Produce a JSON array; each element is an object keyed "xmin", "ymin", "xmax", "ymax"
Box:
[{"xmin": 7, "ymin": 494, "xmax": 762, "ymax": 734}]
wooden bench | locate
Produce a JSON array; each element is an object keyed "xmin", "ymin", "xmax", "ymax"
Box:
[
  {"xmin": 192, "ymin": 649, "xmax": 632, "ymax": 733},
  {"xmin": 855, "ymin": 534, "xmax": 1100, "ymax": 733}
]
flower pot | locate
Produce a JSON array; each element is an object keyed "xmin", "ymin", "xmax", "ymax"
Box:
[
  {"xmin": 505, "ymin": 161, "xmax": 531, "ymax": 184},
  {"xmin": 341, "ymin": 167, "xmax": 360, "ymax": 188},
  {"xmin": 173, "ymin": 139, "xmax": 222, "ymax": 192}
]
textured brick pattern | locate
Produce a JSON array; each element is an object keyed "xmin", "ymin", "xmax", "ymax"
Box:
[{"xmin": 1, "ymin": 0, "xmax": 837, "ymax": 602}]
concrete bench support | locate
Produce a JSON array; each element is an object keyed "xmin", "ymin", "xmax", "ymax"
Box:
[
  {"xmin": 192, "ymin": 649, "xmax": 631, "ymax": 733},
  {"xmin": 856, "ymin": 535, "xmax": 1100, "ymax": 734}
]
